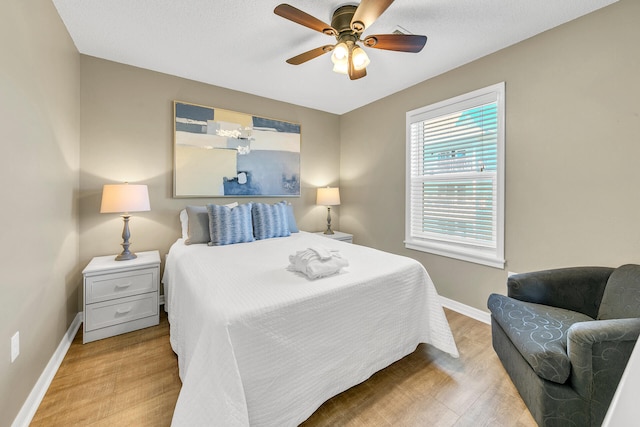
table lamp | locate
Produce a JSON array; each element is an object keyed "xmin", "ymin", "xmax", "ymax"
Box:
[
  {"xmin": 316, "ymin": 187, "xmax": 340, "ymax": 235},
  {"xmin": 100, "ymin": 183, "xmax": 150, "ymax": 261}
]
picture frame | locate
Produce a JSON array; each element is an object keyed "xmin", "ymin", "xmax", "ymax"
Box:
[{"xmin": 173, "ymin": 101, "xmax": 301, "ymax": 197}]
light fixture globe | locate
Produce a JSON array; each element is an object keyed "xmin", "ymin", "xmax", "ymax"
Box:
[
  {"xmin": 332, "ymin": 58, "xmax": 348, "ymax": 74},
  {"xmin": 352, "ymin": 46, "xmax": 370, "ymax": 70},
  {"xmin": 331, "ymin": 41, "xmax": 349, "ymax": 74},
  {"xmin": 331, "ymin": 42, "xmax": 348, "ymax": 63}
]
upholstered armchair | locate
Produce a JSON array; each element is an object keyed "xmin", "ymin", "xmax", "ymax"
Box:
[{"xmin": 488, "ymin": 265, "xmax": 640, "ymax": 426}]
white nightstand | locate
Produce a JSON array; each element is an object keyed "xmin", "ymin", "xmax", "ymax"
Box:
[
  {"xmin": 82, "ymin": 250, "xmax": 160, "ymax": 344},
  {"xmin": 314, "ymin": 231, "xmax": 353, "ymax": 243}
]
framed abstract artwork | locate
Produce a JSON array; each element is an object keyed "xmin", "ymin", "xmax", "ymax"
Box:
[{"xmin": 173, "ymin": 101, "xmax": 301, "ymax": 197}]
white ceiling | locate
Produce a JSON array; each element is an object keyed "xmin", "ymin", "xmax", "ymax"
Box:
[{"xmin": 52, "ymin": 0, "xmax": 617, "ymax": 115}]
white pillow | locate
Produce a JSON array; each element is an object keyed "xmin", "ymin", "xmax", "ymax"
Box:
[{"xmin": 180, "ymin": 209, "xmax": 188, "ymax": 239}]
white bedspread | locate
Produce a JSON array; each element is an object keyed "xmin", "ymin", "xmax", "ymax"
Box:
[{"xmin": 163, "ymin": 232, "xmax": 458, "ymax": 427}]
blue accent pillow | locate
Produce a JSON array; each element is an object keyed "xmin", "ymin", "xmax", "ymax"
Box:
[
  {"xmin": 252, "ymin": 202, "xmax": 291, "ymax": 240},
  {"xmin": 284, "ymin": 202, "xmax": 299, "ymax": 233},
  {"xmin": 207, "ymin": 203, "xmax": 255, "ymax": 246}
]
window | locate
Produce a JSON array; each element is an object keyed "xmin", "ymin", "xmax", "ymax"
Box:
[{"xmin": 405, "ymin": 82, "xmax": 505, "ymax": 268}]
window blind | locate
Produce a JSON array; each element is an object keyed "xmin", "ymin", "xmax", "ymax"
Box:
[{"xmin": 410, "ymin": 103, "xmax": 498, "ymax": 247}]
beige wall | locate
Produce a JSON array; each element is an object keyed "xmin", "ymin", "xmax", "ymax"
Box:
[
  {"xmin": 3, "ymin": 0, "xmax": 637, "ymax": 423},
  {"xmin": 79, "ymin": 56, "xmax": 341, "ymax": 274},
  {"xmin": 340, "ymin": 0, "xmax": 640, "ymax": 311},
  {"xmin": 0, "ymin": 0, "xmax": 80, "ymax": 424}
]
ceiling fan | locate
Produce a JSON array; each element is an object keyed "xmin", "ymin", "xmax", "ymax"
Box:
[{"xmin": 274, "ymin": 0, "xmax": 427, "ymax": 80}]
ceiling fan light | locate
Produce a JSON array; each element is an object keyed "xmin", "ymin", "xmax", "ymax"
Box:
[
  {"xmin": 331, "ymin": 42, "xmax": 349, "ymax": 64},
  {"xmin": 332, "ymin": 57, "xmax": 348, "ymax": 74},
  {"xmin": 352, "ymin": 46, "xmax": 370, "ymax": 71}
]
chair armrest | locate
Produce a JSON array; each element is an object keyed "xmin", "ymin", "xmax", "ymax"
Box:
[
  {"xmin": 567, "ymin": 318, "xmax": 640, "ymax": 400},
  {"xmin": 507, "ymin": 267, "xmax": 613, "ymax": 318}
]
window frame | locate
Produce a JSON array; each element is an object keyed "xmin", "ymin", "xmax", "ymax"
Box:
[{"xmin": 405, "ymin": 82, "xmax": 505, "ymax": 269}]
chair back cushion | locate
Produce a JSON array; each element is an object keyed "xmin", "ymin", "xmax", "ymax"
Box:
[{"xmin": 598, "ymin": 264, "xmax": 640, "ymax": 320}]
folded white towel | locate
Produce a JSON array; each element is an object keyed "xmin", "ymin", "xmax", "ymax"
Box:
[
  {"xmin": 307, "ymin": 246, "xmax": 332, "ymax": 260},
  {"xmin": 288, "ymin": 247, "xmax": 349, "ymax": 279}
]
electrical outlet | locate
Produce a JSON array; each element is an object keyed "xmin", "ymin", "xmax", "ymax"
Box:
[{"xmin": 11, "ymin": 332, "xmax": 19, "ymax": 363}]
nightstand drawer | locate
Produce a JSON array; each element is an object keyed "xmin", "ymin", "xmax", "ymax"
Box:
[
  {"xmin": 85, "ymin": 267, "xmax": 158, "ymax": 304},
  {"xmin": 85, "ymin": 293, "xmax": 158, "ymax": 332}
]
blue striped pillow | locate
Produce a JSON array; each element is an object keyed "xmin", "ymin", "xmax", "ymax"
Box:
[
  {"xmin": 252, "ymin": 202, "xmax": 291, "ymax": 240},
  {"xmin": 207, "ymin": 203, "xmax": 255, "ymax": 246},
  {"xmin": 284, "ymin": 202, "xmax": 299, "ymax": 233}
]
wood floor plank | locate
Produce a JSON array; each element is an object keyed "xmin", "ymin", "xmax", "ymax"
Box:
[{"xmin": 31, "ymin": 309, "xmax": 536, "ymax": 426}]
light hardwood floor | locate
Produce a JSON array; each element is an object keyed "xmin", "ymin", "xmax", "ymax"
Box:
[{"xmin": 31, "ymin": 309, "xmax": 536, "ymax": 426}]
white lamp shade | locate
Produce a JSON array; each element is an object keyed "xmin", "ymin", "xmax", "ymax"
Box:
[
  {"xmin": 317, "ymin": 187, "xmax": 341, "ymax": 206},
  {"xmin": 100, "ymin": 184, "xmax": 150, "ymax": 214}
]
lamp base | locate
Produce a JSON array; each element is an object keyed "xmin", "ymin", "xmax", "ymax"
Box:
[
  {"xmin": 115, "ymin": 251, "xmax": 137, "ymax": 261},
  {"xmin": 115, "ymin": 214, "xmax": 137, "ymax": 261},
  {"xmin": 323, "ymin": 206, "xmax": 334, "ymax": 234}
]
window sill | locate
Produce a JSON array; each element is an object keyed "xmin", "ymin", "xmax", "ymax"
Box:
[{"xmin": 404, "ymin": 239, "xmax": 505, "ymax": 269}]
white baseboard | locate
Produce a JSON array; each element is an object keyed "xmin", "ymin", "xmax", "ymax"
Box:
[
  {"xmin": 11, "ymin": 312, "xmax": 82, "ymax": 427},
  {"xmin": 440, "ymin": 296, "xmax": 491, "ymax": 325},
  {"xmin": 11, "ymin": 297, "xmax": 167, "ymax": 427}
]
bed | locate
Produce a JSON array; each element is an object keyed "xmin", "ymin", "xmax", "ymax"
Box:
[{"xmin": 163, "ymin": 230, "xmax": 459, "ymax": 426}]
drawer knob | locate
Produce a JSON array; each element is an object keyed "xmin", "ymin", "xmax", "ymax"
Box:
[
  {"xmin": 115, "ymin": 282, "xmax": 132, "ymax": 289},
  {"xmin": 115, "ymin": 306, "xmax": 133, "ymax": 315}
]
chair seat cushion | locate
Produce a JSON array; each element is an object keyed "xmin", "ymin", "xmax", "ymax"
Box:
[{"xmin": 488, "ymin": 293, "xmax": 594, "ymax": 384}]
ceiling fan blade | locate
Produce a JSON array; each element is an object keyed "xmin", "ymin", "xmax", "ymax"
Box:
[
  {"xmin": 363, "ymin": 34, "xmax": 427, "ymax": 53},
  {"xmin": 350, "ymin": 0, "xmax": 395, "ymax": 32},
  {"xmin": 349, "ymin": 66, "xmax": 367, "ymax": 80},
  {"xmin": 286, "ymin": 45, "xmax": 334, "ymax": 65},
  {"xmin": 274, "ymin": 4, "xmax": 337, "ymax": 36}
]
